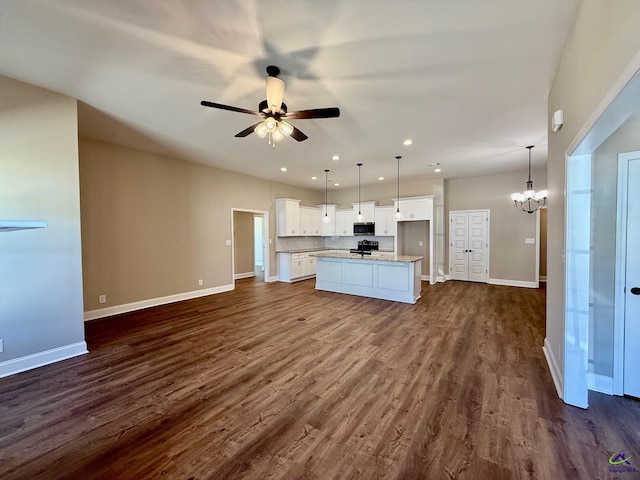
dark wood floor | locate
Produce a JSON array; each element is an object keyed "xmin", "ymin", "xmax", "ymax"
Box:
[{"xmin": 1, "ymin": 279, "xmax": 639, "ymax": 479}]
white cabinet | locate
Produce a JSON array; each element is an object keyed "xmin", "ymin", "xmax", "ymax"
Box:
[
  {"xmin": 299, "ymin": 206, "xmax": 321, "ymax": 236},
  {"xmin": 318, "ymin": 205, "xmax": 336, "ymax": 236},
  {"xmin": 395, "ymin": 195, "xmax": 433, "ymax": 221},
  {"xmin": 276, "ymin": 198, "xmax": 301, "ymax": 236},
  {"xmin": 351, "ymin": 201, "xmax": 376, "ymax": 222},
  {"xmin": 375, "ymin": 206, "xmax": 396, "ymax": 236},
  {"xmin": 335, "ymin": 209, "xmax": 354, "ymax": 236},
  {"xmin": 277, "ymin": 252, "xmax": 318, "ymax": 282}
]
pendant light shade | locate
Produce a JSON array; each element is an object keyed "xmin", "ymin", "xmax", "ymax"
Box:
[
  {"xmin": 355, "ymin": 163, "xmax": 364, "ymax": 222},
  {"xmin": 322, "ymin": 169, "xmax": 331, "ymax": 224},
  {"xmin": 394, "ymin": 156, "xmax": 403, "ymax": 220}
]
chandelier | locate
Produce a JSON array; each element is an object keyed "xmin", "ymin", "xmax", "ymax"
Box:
[
  {"xmin": 254, "ymin": 117, "xmax": 294, "ymax": 148},
  {"xmin": 510, "ymin": 145, "xmax": 548, "ymax": 214}
]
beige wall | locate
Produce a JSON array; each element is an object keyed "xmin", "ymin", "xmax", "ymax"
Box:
[
  {"xmin": 233, "ymin": 211, "xmax": 255, "ymax": 275},
  {"xmin": 330, "ymin": 177, "xmax": 444, "ymax": 208},
  {"xmin": 79, "ymin": 137, "xmax": 322, "ymax": 311},
  {"xmin": 445, "ymin": 168, "xmax": 546, "ymax": 282},
  {"xmin": 0, "ymin": 75, "xmax": 85, "ymax": 365},
  {"xmin": 547, "ymin": 1, "xmax": 640, "ymax": 387}
]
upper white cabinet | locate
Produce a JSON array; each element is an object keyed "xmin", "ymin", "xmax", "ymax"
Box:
[
  {"xmin": 395, "ymin": 195, "xmax": 433, "ymax": 221},
  {"xmin": 351, "ymin": 201, "xmax": 376, "ymax": 223},
  {"xmin": 335, "ymin": 209, "xmax": 354, "ymax": 236},
  {"xmin": 375, "ymin": 206, "xmax": 396, "ymax": 236},
  {"xmin": 318, "ymin": 204, "xmax": 337, "ymax": 236},
  {"xmin": 276, "ymin": 198, "xmax": 301, "ymax": 236},
  {"xmin": 299, "ymin": 206, "xmax": 321, "ymax": 236}
]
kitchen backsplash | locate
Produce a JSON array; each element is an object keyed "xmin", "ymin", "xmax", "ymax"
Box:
[{"xmin": 276, "ymin": 236, "xmax": 394, "ymax": 252}]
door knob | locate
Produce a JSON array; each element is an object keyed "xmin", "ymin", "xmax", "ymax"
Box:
[{"xmin": 631, "ymin": 287, "xmax": 640, "ymax": 295}]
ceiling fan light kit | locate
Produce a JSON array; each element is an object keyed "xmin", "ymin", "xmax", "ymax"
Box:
[
  {"xmin": 511, "ymin": 145, "xmax": 548, "ymax": 214},
  {"xmin": 201, "ymin": 65, "xmax": 340, "ymax": 148}
]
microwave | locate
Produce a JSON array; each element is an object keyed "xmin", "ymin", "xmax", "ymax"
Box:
[{"xmin": 353, "ymin": 222, "xmax": 375, "ymax": 236}]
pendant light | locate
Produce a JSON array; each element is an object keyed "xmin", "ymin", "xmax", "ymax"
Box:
[
  {"xmin": 510, "ymin": 145, "xmax": 548, "ymax": 214},
  {"xmin": 355, "ymin": 163, "xmax": 364, "ymax": 222},
  {"xmin": 394, "ymin": 156, "xmax": 403, "ymax": 220},
  {"xmin": 322, "ymin": 169, "xmax": 331, "ymax": 224}
]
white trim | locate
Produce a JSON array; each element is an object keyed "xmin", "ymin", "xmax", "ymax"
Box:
[
  {"xmin": 234, "ymin": 272, "xmax": 255, "ymax": 280},
  {"xmin": 488, "ymin": 278, "xmax": 538, "ymax": 288},
  {"xmin": 421, "ymin": 274, "xmax": 429, "ymax": 282},
  {"xmin": 534, "ymin": 209, "xmax": 540, "ymax": 288},
  {"xmin": 268, "ymin": 275, "xmax": 279, "ymax": 282},
  {"xmin": 543, "ymin": 338, "xmax": 563, "ymax": 400},
  {"xmin": 0, "ymin": 342, "xmax": 88, "ymax": 378},
  {"xmin": 84, "ymin": 284, "xmax": 233, "ymax": 321},
  {"xmin": 588, "ymin": 372, "xmax": 614, "ymax": 395}
]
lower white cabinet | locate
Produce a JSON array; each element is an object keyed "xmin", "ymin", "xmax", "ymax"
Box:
[{"xmin": 277, "ymin": 252, "xmax": 318, "ymax": 282}]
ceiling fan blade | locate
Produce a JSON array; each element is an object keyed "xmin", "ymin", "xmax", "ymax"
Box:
[
  {"xmin": 200, "ymin": 101, "xmax": 262, "ymax": 116},
  {"xmin": 283, "ymin": 107, "xmax": 340, "ymax": 120},
  {"xmin": 234, "ymin": 122, "xmax": 262, "ymax": 137},
  {"xmin": 290, "ymin": 126, "xmax": 308, "ymax": 142}
]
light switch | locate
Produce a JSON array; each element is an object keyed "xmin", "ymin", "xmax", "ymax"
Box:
[
  {"xmin": 419, "ymin": 240, "xmax": 424, "ymax": 246},
  {"xmin": 225, "ymin": 239, "xmax": 231, "ymax": 246},
  {"xmin": 525, "ymin": 238, "xmax": 535, "ymax": 244}
]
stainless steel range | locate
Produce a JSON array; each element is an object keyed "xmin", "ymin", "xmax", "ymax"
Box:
[{"xmin": 349, "ymin": 240, "xmax": 379, "ymax": 255}]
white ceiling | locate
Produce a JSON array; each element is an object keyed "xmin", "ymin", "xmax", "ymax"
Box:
[{"xmin": 1, "ymin": 1, "xmax": 578, "ymax": 190}]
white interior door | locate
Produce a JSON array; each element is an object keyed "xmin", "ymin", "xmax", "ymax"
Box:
[
  {"xmin": 449, "ymin": 212, "xmax": 469, "ymax": 281},
  {"xmin": 449, "ymin": 210, "xmax": 489, "ymax": 282},
  {"xmin": 623, "ymin": 156, "xmax": 640, "ymax": 397}
]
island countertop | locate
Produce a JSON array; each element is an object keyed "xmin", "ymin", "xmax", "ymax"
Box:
[{"xmin": 310, "ymin": 251, "xmax": 423, "ymax": 263}]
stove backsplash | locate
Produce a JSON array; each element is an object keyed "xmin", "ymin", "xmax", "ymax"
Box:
[{"xmin": 276, "ymin": 235, "xmax": 394, "ymax": 252}]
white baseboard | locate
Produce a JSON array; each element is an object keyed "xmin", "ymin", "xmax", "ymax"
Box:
[
  {"xmin": 588, "ymin": 372, "xmax": 614, "ymax": 395},
  {"xmin": 0, "ymin": 341, "xmax": 88, "ymax": 379},
  {"xmin": 267, "ymin": 275, "xmax": 279, "ymax": 282},
  {"xmin": 489, "ymin": 278, "xmax": 538, "ymax": 288},
  {"xmin": 84, "ymin": 284, "xmax": 234, "ymax": 321},
  {"xmin": 234, "ymin": 272, "xmax": 255, "ymax": 280},
  {"xmin": 421, "ymin": 275, "xmax": 430, "ymax": 281},
  {"xmin": 543, "ymin": 338, "xmax": 563, "ymax": 400}
]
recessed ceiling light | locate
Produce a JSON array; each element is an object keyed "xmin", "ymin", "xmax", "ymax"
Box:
[
  {"xmin": 311, "ymin": 176, "xmax": 317, "ymax": 180},
  {"xmin": 403, "ymin": 139, "xmax": 413, "ymax": 146},
  {"xmin": 332, "ymin": 155, "xmax": 340, "ymax": 161},
  {"xmin": 378, "ymin": 176, "xmax": 384, "ymax": 181},
  {"xmin": 434, "ymin": 168, "xmax": 442, "ymax": 173},
  {"xmin": 334, "ymin": 183, "xmax": 340, "ymax": 186},
  {"xmin": 280, "ymin": 167, "xmax": 287, "ymax": 172}
]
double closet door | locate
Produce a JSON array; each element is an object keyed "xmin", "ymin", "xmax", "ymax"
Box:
[{"xmin": 449, "ymin": 210, "xmax": 489, "ymax": 282}]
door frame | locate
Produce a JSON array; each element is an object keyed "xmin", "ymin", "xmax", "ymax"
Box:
[
  {"xmin": 613, "ymin": 151, "xmax": 639, "ymax": 394},
  {"xmin": 448, "ymin": 209, "xmax": 490, "ymax": 283},
  {"xmin": 231, "ymin": 208, "xmax": 270, "ymax": 287}
]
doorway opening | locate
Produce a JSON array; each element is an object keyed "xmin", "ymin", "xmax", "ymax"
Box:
[
  {"xmin": 562, "ymin": 63, "xmax": 640, "ymax": 408},
  {"xmin": 231, "ymin": 208, "xmax": 270, "ymax": 287}
]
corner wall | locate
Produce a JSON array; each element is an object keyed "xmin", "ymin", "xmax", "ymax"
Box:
[
  {"xmin": 547, "ymin": 1, "xmax": 640, "ymax": 400},
  {"xmin": 0, "ymin": 75, "xmax": 86, "ymax": 376}
]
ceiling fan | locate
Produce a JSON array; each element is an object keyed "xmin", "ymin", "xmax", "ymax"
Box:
[{"xmin": 200, "ymin": 65, "xmax": 340, "ymax": 144}]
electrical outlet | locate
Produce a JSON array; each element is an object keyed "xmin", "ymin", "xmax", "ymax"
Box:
[
  {"xmin": 0, "ymin": 339, "xmax": 3, "ymax": 353},
  {"xmin": 198, "ymin": 279, "xmax": 203, "ymax": 286},
  {"xmin": 419, "ymin": 240, "xmax": 424, "ymax": 246},
  {"xmin": 99, "ymin": 294, "xmax": 106, "ymax": 304},
  {"xmin": 225, "ymin": 239, "xmax": 231, "ymax": 246}
]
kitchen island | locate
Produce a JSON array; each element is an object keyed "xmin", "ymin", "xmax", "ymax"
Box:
[{"xmin": 311, "ymin": 251, "xmax": 424, "ymax": 304}]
